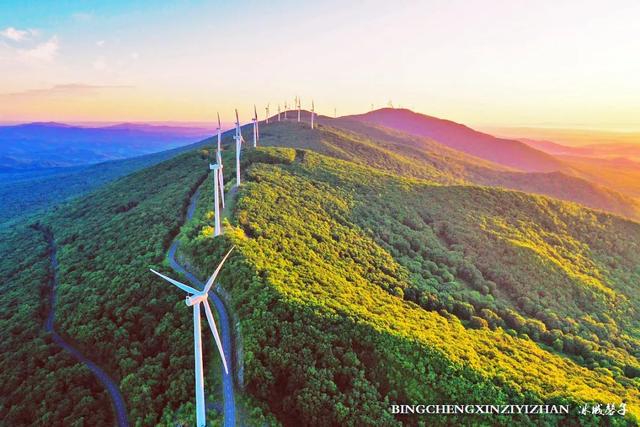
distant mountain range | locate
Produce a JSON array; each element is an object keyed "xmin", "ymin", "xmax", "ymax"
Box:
[{"xmin": 0, "ymin": 122, "xmax": 212, "ymax": 171}]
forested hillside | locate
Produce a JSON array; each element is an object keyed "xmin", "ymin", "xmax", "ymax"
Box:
[
  {"xmin": 0, "ymin": 142, "xmax": 233, "ymax": 424},
  {"xmin": 176, "ymin": 145, "xmax": 638, "ymax": 425},
  {"xmin": 261, "ymin": 118, "xmax": 640, "ymax": 220},
  {"xmin": 2, "ymin": 118, "xmax": 639, "ymax": 426},
  {"xmin": 0, "ymin": 224, "xmax": 115, "ymax": 425}
]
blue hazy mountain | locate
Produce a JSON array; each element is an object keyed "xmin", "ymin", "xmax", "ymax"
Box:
[
  {"xmin": 0, "ymin": 131, "xmax": 217, "ymax": 227},
  {"xmin": 0, "ymin": 122, "xmax": 212, "ymax": 171}
]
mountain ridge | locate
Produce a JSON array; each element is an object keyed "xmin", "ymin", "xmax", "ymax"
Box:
[{"xmin": 346, "ymin": 108, "xmax": 566, "ymax": 172}]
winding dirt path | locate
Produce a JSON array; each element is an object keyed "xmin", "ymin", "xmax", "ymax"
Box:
[{"xmin": 167, "ymin": 188, "xmax": 237, "ymax": 427}]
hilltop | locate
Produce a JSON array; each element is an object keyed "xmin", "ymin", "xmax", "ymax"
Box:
[{"xmin": 346, "ymin": 108, "xmax": 565, "ymax": 172}]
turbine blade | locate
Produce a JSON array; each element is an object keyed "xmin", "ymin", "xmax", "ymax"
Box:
[
  {"xmin": 218, "ymin": 169, "xmax": 225, "ymax": 208},
  {"xmin": 203, "ymin": 299, "xmax": 229, "ymax": 374},
  {"xmin": 203, "ymin": 247, "xmax": 235, "ymax": 293},
  {"xmin": 217, "ymin": 112, "xmax": 221, "ymax": 129},
  {"xmin": 150, "ymin": 269, "xmax": 199, "ymax": 294}
]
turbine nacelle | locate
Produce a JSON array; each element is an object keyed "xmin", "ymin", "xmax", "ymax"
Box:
[{"xmin": 185, "ymin": 292, "xmax": 208, "ymax": 306}]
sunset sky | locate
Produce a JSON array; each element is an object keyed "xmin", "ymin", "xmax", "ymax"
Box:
[{"xmin": 1, "ymin": 0, "xmax": 640, "ymax": 129}]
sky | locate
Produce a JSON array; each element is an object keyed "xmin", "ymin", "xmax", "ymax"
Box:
[{"xmin": 1, "ymin": 0, "xmax": 640, "ymax": 130}]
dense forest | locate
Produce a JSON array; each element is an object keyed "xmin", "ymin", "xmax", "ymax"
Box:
[
  {"xmin": 0, "ymin": 224, "xmax": 114, "ymax": 425},
  {"xmin": 179, "ymin": 144, "xmax": 639, "ymax": 424},
  {"xmin": 1, "ymin": 118, "xmax": 639, "ymax": 425},
  {"xmin": 1, "ymin": 147, "xmax": 214, "ymax": 425}
]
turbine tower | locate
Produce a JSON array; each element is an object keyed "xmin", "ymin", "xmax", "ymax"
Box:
[
  {"xmin": 234, "ymin": 109, "xmax": 245, "ymax": 187},
  {"xmin": 216, "ymin": 149, "xmax": 225, "ymax": 208},
  {"xmin": 209, "ymin": 160, "xmax": 222, "ymax": 236},
  {"xmin": 297, "ymin": 96, "xmax": 301, "ymax": 122},
  {"xmin": 149, "ymin": 247, "xmax": 234, "ymax": 427},
  {"xmin": 216, "ymin": 112, "xmax": 222, "ymax": 153},
  {"xmin": 265, "ymin": 104, "xmax": 270, "ymax": 124},
  {"xmin": 277, "ymin": 104, "xmax": 281, "ymax": 121},
  {"xmin": 310, "ymin": 100, "xmax": 315, "ymax": 130},
  {"xmin": 252, "ymin": 105, "xmax": 259, "ymax": 148},
  {"xmin": 284, "ymin": 101, "xmax": 288, "ymax": 119}
]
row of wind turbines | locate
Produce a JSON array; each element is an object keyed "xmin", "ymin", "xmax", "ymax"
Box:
[
  {"xmin": 210, "ymin": 99, "xmax": 316, "ymax": 237},
  {"xmin": 150, "ymin": 99, "xmax": 317, "ymax": 427}
]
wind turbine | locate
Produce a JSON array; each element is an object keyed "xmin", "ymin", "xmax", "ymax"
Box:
[
  {"xmin": 149, "ymin": 247, "xmax": 234, "ymax": 427},
  {"xmin": 209, "ymin": 159, "xmax": 222, "ymax": 236},
  {"xmin": 277, "ymin": 104, "xmax": 281, "ymax": 121},
  {"xmin": 297, "ymin": 96, "xmax": 301, "ymax": 122},
  {"xmin": 252, "ymin": 105, "xmax": 259, "ymax": 148},
  {"xmin": 310, "ymin": 100, "xmax": 315, "ymax": 130},
  {"xmin": 234, "ymin": 109, "xmax": 245, "ymax": 187},
  {"xmin": 265, "ymin": 104, "xmax": 270, "ymax": 124},
  {"xmin": 216, "ymin": 113, "xmax": 222, "ymax": 153},
  {"xmin": 284, "ymin": 101, "xmax": 288, "ymax": 119}
]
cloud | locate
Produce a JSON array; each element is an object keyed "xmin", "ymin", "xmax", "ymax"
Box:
[
  {"xmin": 96, "ymin": 40, "xmax": 105, "ymax": 47},
  {"xmin": 0, "ymin": 84, "xmax": 133, "ymax": 99},
  {"xmin": 18, "ymin": 36, "xmax": 59, "ymax": 62},
  {"xmin": 1, "ymin": 27, "xmax": 37, "ymax": 42}
]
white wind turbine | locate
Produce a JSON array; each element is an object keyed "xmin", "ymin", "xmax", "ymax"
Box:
[
  {"xmin": 265, "ymin": 104, "xmax": 270, "ymax": 124},
  {"xmin": 216, "ymin": 113, "xmax": 222, "ymax": 152},
  {"xmin": 277, "ymin": 104, "xmax": 281, "ymax": 121},
  {"xmin": 284, "ymin": 101, "xmax": 288, "ymax": 119},
  {"xmin": 234, "ymin": 109, "xmax": 245, "ymax": 187},
  {"xmin": 150, "ymin": 247, "xmax": 234, "ymax": 427},
  {"xmin": 310, "ymin": 100, "xmax": 315, "ymax": 130},
  {"xmin": 297, "ymin": 96, "xmax": 301, "ymax": 122},
  {"xmin": 252, "ymin": 105, "xmax": 259, "ymax": 148}
]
